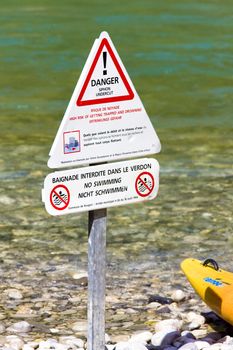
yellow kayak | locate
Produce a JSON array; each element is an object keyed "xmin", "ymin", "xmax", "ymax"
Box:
[{"xmin": 181, "ymin": 258, "xmax": 233, "ymax": 326}]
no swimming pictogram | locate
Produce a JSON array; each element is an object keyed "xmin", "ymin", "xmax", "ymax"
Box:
[
  {"xmin": 135, "ymin": 171, "xmax": 155, "ymax": 197},
  {"xmin": 50, "ymin": 185, "xmax": 70, "ymax": 210}
]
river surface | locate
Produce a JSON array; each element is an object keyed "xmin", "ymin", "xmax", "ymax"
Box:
[{"xmin": 0, "ymin": 0, "xmax": 232, "ymax": 338}]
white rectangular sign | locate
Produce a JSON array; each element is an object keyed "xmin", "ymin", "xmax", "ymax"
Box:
[{"xmin": 42, "ymin": 158, "xmax": 159, "ymax": 216}]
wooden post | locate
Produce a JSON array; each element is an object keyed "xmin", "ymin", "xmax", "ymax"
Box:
[{"xmin": 88, "ymin": 208, "xmax": 107, "ymax": 350}]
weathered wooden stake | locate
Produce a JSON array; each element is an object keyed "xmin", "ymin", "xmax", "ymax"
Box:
[{"xmin": 88, "ymin": 208, "xmax": 107, "ymax": 350}]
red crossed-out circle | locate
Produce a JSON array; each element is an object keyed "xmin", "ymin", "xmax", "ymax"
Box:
[
  {"xmin": 135, "ymin": 171, "xmax": 155, "ymax": 197},
  {"xmin": 50, "ymin": 185, "xmax": 70, "ymax": 210}
]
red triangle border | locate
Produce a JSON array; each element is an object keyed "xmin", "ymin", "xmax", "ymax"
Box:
[{"xmin": 77, "ymin": 38, "xmax": 134, "ymax": 106}]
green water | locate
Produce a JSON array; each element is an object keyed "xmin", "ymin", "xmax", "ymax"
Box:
[{"xmin": 0, "ymin": 0, "xmax": 233, "ymax": 304}]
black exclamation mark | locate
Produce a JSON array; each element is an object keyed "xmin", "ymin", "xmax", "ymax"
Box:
[{"xmin": 103, "ymin": 51, "xmax": 107, "ymax": 75}]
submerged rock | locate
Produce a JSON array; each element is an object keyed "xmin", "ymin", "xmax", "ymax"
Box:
[
  {"xmin": 5, "ymin": 289, "xmax": 23, "ymax": 300},
  {"xmin": 148, "ymin": 295, "xmax": 173, "ymax": 305}
]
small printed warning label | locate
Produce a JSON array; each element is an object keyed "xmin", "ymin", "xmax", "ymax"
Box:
[{"xmin": 63, "ymin": 130, "xmax": 80, "ymax": 154}]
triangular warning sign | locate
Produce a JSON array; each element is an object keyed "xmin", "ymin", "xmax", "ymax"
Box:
[
  {"xmin": 48, "ymin": 32, "xmax": 161, "ymax": 169},
  {"xmin": 77, "ymin": 37, "xmax": 134, "ymax": 106}
]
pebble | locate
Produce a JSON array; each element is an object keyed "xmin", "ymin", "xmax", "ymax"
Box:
[
  {"xmin": 179, "ymin": 344, "xmax": 199, "ymax": 350},
  {"xmin": 106, "ymin": 346, "xmax": 115, "ymax": 350},
  {"xmin": 7, "ymin": 321, "xmax": 31, "ymax": 334},
  {"xmin": 59, "ymin": 335, "xmax": 84, "ymax": 347},
  {"xmin": 1, "ymin": 290, "xmax": 233, "ymax": 350},
  {"xmin": 221, "ymin": 335, "xmax": 233, "ymax": 345},
  {"xmin": 71, "ymin": 273, "xmax": 88, "ymax": 286},
  {"xmin": 188, "ymin": 315, "xmax": 206, "ymax": 330},
  {"xmin": 191, "ymin": 329, "xmax": 209, "ymax": 338},
  {"xmin": 194, "ymin": 340, "xmax": 210, "ymax": 349},
  {"xmin": 22, "ymin": 346, "xmax": 34, "ymax": 350},
  {"xmin": 5, "ymin": 289, "xmax": 23, "ymax": 300},
  {"xmin": 155, "ymin": 318, "xmax": 183, "ymax": 332},
  {"xmin": 0, "ymin": 323, "xmax": 6, "ymax": 334},
  {"xmin": 148, "ymin": 295, "xmax": 173, "ymax": 304},
  {"xmin": 209, "ymin": 345, "xmax": 222, "ymax": 349},
  {"xmin": 186, "ymin": 312, "xmax": 205, "ymax": 326},
  {"xmin": 171, "ymin": 289, "xmax": 186, "ymax": 302},
  {"xmin": 173, "ymin": 335, "xmax": 195, "ymax": 347},
  {"xmin": 151, "ymin": 330, "xmax": 181, "ymax": 346},
  {"xmin": 0, "ymin": 195, "xmax": 15, "ymax": 205},
  {"xmin": 114, "ymin": 342, "xmax": 147, "ymax": 350},
  {"xmin": 113, "ymin": 341, "xmax": 130, "ymax": 350},
  {"xmin": 5, "ymin": 335, "xmax": 24, "ymax": 350},
  {"xmin": 129, "ymin": 331, "xmax": 153, "ymax": 344},
  {"xmin": 71, "ymin": 320, "xmax": 87, "ymax": 333}
]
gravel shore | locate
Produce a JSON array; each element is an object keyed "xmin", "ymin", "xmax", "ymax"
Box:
[{"xmin": 0, "ymin": 288, "xmax": 233, "ymax": 350}]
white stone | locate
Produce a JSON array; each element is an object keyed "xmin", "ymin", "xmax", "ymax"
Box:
[
  {"xmin": 54, "ymin": 344, "xmax": 69, "ymax": 350},
  {"xmin": 155, "ymin": 318, "xmax": 183, "ymax": 332},
  {"xmin": 171, "ymin": 289, "xmax": 186, "ymax": 302},
  {"xmin": 188, "ymin": 321, "xmax": 203, "ymax": 331},
  {"xmin": 7, "ymin": 321, "xmax": 31, "ymax": 333},
  {"xmin": 191, "ymin": 329, "xmax": 208, "ymax": 338},
  {"xmin": 5, "ymin": 289, "xmax": 23, "ymax": 300},
  {"xmin": 146, "ymin": 302, "xmax": 161, "ymax": 309},
  {"xmin": 49, "ymin": 328, "xmax": 60, "ymax": 334},
  {"xmin": 151, "ymin": 329, "xmax": 180, "ymax": 346},
  {"xmin": 186, "ymin": 312, "xmax": 205, "ymax": 326},
  {"xmin": 221, "ymin": 345, "xmax": 233, "ymax": 350},
  {"xmin": 22, "ymin": 346, "xmax": 34, "ymax": 350},
  {"xmin": 23, "ymin": 342, "xmax": 39, "ymax": 348},
  {"xmin": 0, "ymin": 195, "xmax": 15, "ymax": 205},
  {"xmin": 179, "ymin": 343, "xmax": 198, "ymax": 350},
  {"xmin": 181, "ymin": 331, "xmax": 196, "ymax": 339},
  {"xmin": 127, "ymin": 343, "xmax": 148, "ymax": 350},
  {"xmin": 38, "ymin": 339, "xmax": 69, "ymax": 350},
  {"xmin": 208, "ymin": 345, "xmax": 222, "ymax": 350},
  {"xmin": 71, "ymin": 320, "xmax": 87, "ymax": 333},
  {"xmin": 189, "ymin": 316, "xmax": 205, "ymax": 330},
  {"xmin": 129, "ymin": 331, "xmax": 153, "ymax": 344},
  {"xmin": 5, "ymin": 335, "xmax": 24, "ymax": 350},
  {"xmin": 114, "ymin": 342, "xmax": 147, "ymax": 350},
  {"xmin": 114, "ymin": 341, "xmax": 129, "ymax": 350},
  {"xmin": 0, "ymin": 323, "xmax": 6, "ymax": 334},
  {"xmin": 222, "ymin": 335, "xmax": 233, "ymax": 345},
  {"xmin": 72, "ymin": 272, "xmax": 88, "ymax": 280},
  {"xmin": 106, "ymin": 345, "xmax": 115, "ymax": 350},
  {"xmin": 105, "ymin": 333, "xmax": 111, "ymax": 343},
  {"xmin": 38, "ymin": 340, "xmax": 52, "ymax": 349},
  {"xmin": 59, "ymin": 335, "xmax": 84, "ymax": 347},
  {"xmin": 194, "ymin": 341, "xmax": 210, "ymax": 349}
]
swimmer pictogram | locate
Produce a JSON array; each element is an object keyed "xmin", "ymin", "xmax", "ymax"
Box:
[
  {"xmin": 135, "ymin": 171, "xmax": 155, "ymax": 197},
  {"xmin": 50, "ymin": 185, "xmax": 70, "ymax": 210}
]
